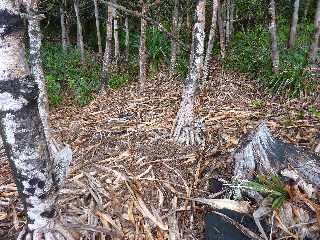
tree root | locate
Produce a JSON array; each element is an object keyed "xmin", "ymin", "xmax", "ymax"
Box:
[
  {"xmin": 172, "ymin": 101, "xmax": 204, "ymax": 146},
  {"xmin": 17, "ymin": 219, "xmax": 77, "ymax": 240}
]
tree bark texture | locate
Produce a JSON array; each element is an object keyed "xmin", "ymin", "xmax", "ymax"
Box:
[
  {"xmin": 309, "ymin": 0, "xmax": 320, "ymax": 63},
  {"xmin": 113, "ymin": 0, "xmax": 119, "ymax": 66},
  {"xmin": 74, "ymin": 0, "xmax": 84, "ymax": 61},
  {"xmin": 139, "ymin": 3, "xmax": 148, "ymax": 91},
  {"xmin": 225, "ymin": 0, "xmax": 231, "ymax": 47},
  {"xmin": 172, "ymin": 0, "xmax": 206, "ymax": 146},
  {"xmin": 287, "ymin": 0, "xmax": 300, "ymax": 49},
  {"xmin": 233, "ymin": 123, "xmax": 320, "ymax": 239},
  {"xmin": 269, "ymin": 0, "xmax": 280, "ymax": 73},
  {"xmin": 217, "ymin": 1, "xmax": 225, "ymax": 58},
  {"xmin": 60, "ymin": 6, "xmax": 67, "ymax": 51},
  {"xmin": 93, "ymin": 0, "xmax": 102, "ymax": 55},
  {"xmin": 170, "ymin": 0, "xmax": 179, "ymax": 71},
  {"xmin": 203, "ymin": 0, "xmax": 218, "ymax": 82},
  {"xmin": 125, "ymin": 15, "xmax": 129, "ymax": 62},
  {"xmin": 0, "ymin": 1, "xmax": 72, "ymax": 238},
  {"xmin": 101, "ymin": 2, "xmax": 113, "ymax": 90}
]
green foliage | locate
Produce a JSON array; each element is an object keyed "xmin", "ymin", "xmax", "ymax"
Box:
[
  {"xmin": 42, "ymin": 42, "xmax": 101, "ymax": 106},
  {"xmin": 246, "ymin": 174, "xmax": 288, "ymax": 210},
  {"xmin": 223, "ymin": 20, "xmax": 316, "ymax": 98},
  {"xmin": 250, "ymin": 99, "xmax": 265, "ymax": 109},
  {"xmin": 45, "ymin": 74, "xmax": 62, "ymax": 107},
  {"xmin": 108, "ymin": 74, "xmax": 130, "ymax": 90},
  {"xmin": 175, "ymin": 54, "xmax": 189, "ymax": 77},
  {"xmin": 308, "ymin": 105, "xmax": 320, "ymax": 119},
  {"xmin": 146, "ymin": 26, "xmax": 171, "ymax": 73}
]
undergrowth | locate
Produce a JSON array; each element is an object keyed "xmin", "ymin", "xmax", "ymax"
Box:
[
  {"xmin": 42, "ymin": 42, "xmax": 101, "ymax": 106},
  {"xmin": 222, "ymin": 18, "xmax": 316, "ymax": 97}
]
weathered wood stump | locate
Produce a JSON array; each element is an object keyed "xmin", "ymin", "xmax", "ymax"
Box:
[{"xmin": 233, "ymin": 122, "xmax": 320, "ymax": 239}]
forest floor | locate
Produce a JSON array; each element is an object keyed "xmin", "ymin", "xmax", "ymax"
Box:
[{"xmin": 0, "ymin": 64, "xmax": 319, "ymax": 239}]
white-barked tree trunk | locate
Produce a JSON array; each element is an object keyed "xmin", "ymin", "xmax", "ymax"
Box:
[
  {"xmin": 0, "ymin": 1, "xmax": 72, "ymax": 239},
  {"xmin": 172, "ymin": 0, "xmax": 206, "ymax": 146},
  {"xmin": 203, "ymin": 0, "xmax": 218, "ymax": 82},
  {"xmin": 269, "ymin": 0, "xmax": 280, "ymax": 73},
  {"xmin": 93, "ymin": 0, "xmax": 102, "ymax": 55}
]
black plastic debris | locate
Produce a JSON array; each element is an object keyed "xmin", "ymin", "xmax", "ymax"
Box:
[{"xmin": 204, "ymin": 209, "xmax": 263, "ymax": 240}]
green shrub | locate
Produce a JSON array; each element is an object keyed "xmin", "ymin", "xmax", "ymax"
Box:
[
  {"xmin": 42, "ymin": 42, "xmax": 101, "ymax": 106},
  {"xmin": 45, "ymin": 74, "xmax": 62, "ymax": 107},
  {"xmin": 108, "ymin": 74, "xmax": 130, "ymax": 90},
  {"xmin": 223, "ymin": 20, "xmax": 316, "ymax": 98},
  {"xmin": 146, "ymin": 26, "xmax": 171, "ymax": 73}
]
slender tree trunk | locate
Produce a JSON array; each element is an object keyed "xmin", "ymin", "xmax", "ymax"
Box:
[
  {"xmin": 315, "ymin": 0, "xmax": 320, "ymax": 26},
  {"xmin": 225, "ymin": 0, "xmax": 231, "ymax": 47},
  {"xmin": 287, "ymin": 0, "xmax": 300, "ymax": 49},
  {"xmin": 74, "ymin": 0, "xmax": 84, "ymax": 61},
  {"xmin": 230, "ymin": 0, "xmax": 235, "ymax": 37},
  {"xmin": 27, "ymin": 5, "xmax": 50, "ymax": 144},
  {"xmin": 309, "ymin": 0, "xmax": 320, "ymax": 63},
  {"xmin": 101, "ymin": 2, "xmax": 113, "ymax": 90},
  {"xmin": 217, "ymin": 1, "xmax": 225, "ymax": 58},
  {"xmin": 203, "ymin": 0, "xmax": 218, "ymax": 82},
  {"xmin": 303, "ymin": 0, "xmax": 311, "ymax": 19},
  {"xmin": 60, "ymin": 6, "xmax": 67, "ymax": 51},
  {"xmin": 269, "ymin": 0, "xmax": 280, "ymax": 73},
  {"xmin": 113, "ymin": 0, "xmax": 120, "ymax": 66},
  {"xmin": 172, "ymin": 0, "xmax": 206, "ymax": 146},
  {"xmin": 186, "ymin": 0, "xmax": 192, "ymax": 31},
  {"xmin": 0, "ymin": 1, "xmax": 72, "ymax": 239},
  {"xmin": 65, "ymin": 13, "xmax": 71, "ymax": 46},
  {"xmin": 170, "ymin": 0, "xmax": 179, "ymax": 71},
  {"xmin": 139, "ymin": 3, "xmax": 148, "ymax": 91},
  {"xmin": 125, "ymin": 15, "xmax": 129, "ymax": 62},
  {"xmin": 93, "ymin": 0, "xmax": 102, "ymax": 55}
]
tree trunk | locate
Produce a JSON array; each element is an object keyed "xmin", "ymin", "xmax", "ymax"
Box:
[
  {"xmin": 139, "ymin": 3, "xmax": 148, "ymax": 91},
  {"xmin": 315, "ymin": 0, "xmax": 320, "ymax": 26},
  {"xmin": 225, "ymin": 0, "xmax": 231, "ymax": 47},
  {"xmin": 74, "ymin": 0, "xmax": 84, "ymax": 61},
  {"xmin": 172, "ymin": 0, "xmax": 206, "ymax": 146},
  {"xmin": 101, "ymin": 2, "xmax": 113, "ymax": 90},
  {"xmin": 27, "ymin": 4, "xmax": 50, "ymax": 144},
  {"xmin": 60, "ymin": 6, "xmax": 67, "ymax": 51},
  {"xmin": 269, "ymin": 0, "xmax": 280, "ymax": 73},
  {"xmin": 203, "ymin": 0, "xmax": 218, "ymax": 82},
  {"xmin": 303, "ymin": 0, "xmax": 311, "ymax": 19},
  {"xmin": 65, "ymin": 13, "xmax": 71, "ymax": 46},
  {"xmin": 309, "ymin": 1, "xmax": 320, "ymax": 64},
  {"xmin": 0, "ymin": 1, "xmax": 72, "ymax": 239},
  {"xmin": 125, "ymin": 15, "xmax": 129, "ymax": 62},
  {"xmin": 217, "ymin": 1, "xmax": 225, "ymax": 58},
  {"xmin": 113, "ymin": 0, "xmax": 120, "ymax": 66},
  {"xmin": 287, "ymin": 0, "xmax": 300, "ymax": 49},
  {"xmin": 93, "ymin": 0, "xmax": 102, "ymax": 55},
  {"xmin": 170, "ymin": 0, "xmax": 179, "ymax": 71}
]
